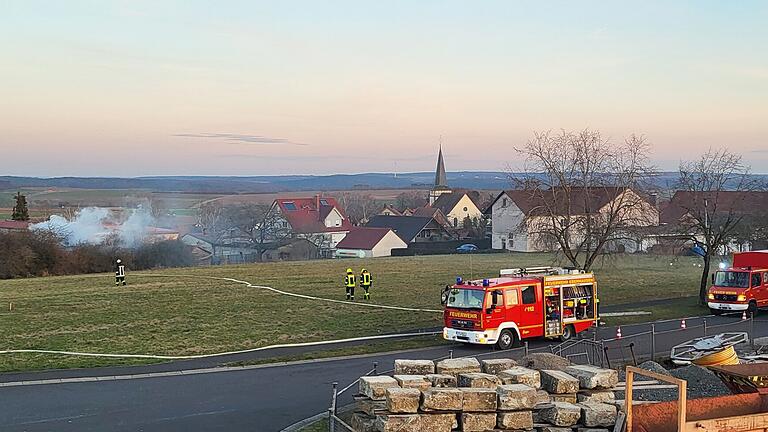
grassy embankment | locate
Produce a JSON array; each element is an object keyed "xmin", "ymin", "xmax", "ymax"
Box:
[{"xmin": 0, "ymin": 253, "xmax": 705, "ymax": 372}]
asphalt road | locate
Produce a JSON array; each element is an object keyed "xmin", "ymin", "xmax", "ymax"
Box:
[{"xmin": 1, "ymin": 313, "xmax": 764, "ymax": 432}]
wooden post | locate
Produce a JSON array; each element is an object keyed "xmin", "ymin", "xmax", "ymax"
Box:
[
  {"xmin": 626, "ymin": 368, "xmax": 633, "ymax": 432},
  {"xmin": 625, "ymin": 366, "xmax": 687, "ymax": 432}
]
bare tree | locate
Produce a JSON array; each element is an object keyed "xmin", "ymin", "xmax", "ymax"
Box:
[
  {"xmin": 513, "ymin": 129, "xmax": 656, "ymax": 270},
  {"xmin": 222, "ymin": 203, "xmax": 293, "ymax": 261},
  {"xmin": 676, "ymin": 149, "xmax": 763, "ymax": 303},
  {"xmin": 198, "ymin": 201, "xmax": 226, "ymax": 233}
]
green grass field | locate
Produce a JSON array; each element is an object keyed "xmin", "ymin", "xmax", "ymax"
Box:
[{"xmin": 0, "ymin": 253, "xmax": 707, "ymax": 372}]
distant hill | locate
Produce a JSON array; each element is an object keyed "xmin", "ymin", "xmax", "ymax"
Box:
[{"xmin": 1, "ymin": 172, "xmax": 765, "ymax": 194}]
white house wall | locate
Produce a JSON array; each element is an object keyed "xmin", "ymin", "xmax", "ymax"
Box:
[
  {"xmin": 491, "ymin": 193, "xmax": 529, "ymax": 252},
  {"xmin": 446, "ymin": 194, "xmax": 483, "ymax": 227},
  {"xmin": 370, "ymin": 230, "xmax": 409, "ymax": 257}
]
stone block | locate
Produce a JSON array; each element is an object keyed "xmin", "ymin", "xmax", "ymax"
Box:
[
  {"xmin": 394, "ymin": 375, "xmax": 431, "ymax": 391},
  {"xmin": 520, "ymin": 353, "xmax": 571, "ymax": 371},
  {"xmin": 420, "ymin": 388, "xmax": 463, "ymax": 411},
  {"xmin": 538, "ymin": 401, "xmax": 581, "ymax": 426},
  {"xmin": 535, "ymin": 389, "xmax": 551, "ymax": 404},
  {"xmin": 549, "ymin": 393, "xmax": 577, "ymax": 404},
  {"xmin": 499, "ymin": 366, "xmax": 541, "ymax": 389},
  {"xmin": 577, "ymin": 429, "xmax": 611, "ymax": 432},
  {"xmin": 461, "ymin": 412, "xmax": 496, "ymax": 432},
  {"xmin": 426, "ymin": 374, "xmax": 457, "ymax": 388},
  {"xmin": 461, "ymin": 388, "xmax": 498, "ymax": 412},
  {"xmin": 385, "ymin": 387, "xmax": 421, "ymax": 413},
  {"xmin": 497, "ymin": 410, "xmax": 533, "ymax": 430},
  {"xmin": 359, "ymin": 376, "xmax": 399, "ymax": 400},
  {"xmin": 435, "ymin": 358, "xmax": 481, "ymax": 378},
  {"xmin": 458, "ymin": 372, "xmax": 501, "ymax": 388},
  {"xmin": 577, "ymin": 390, "xmax": 615, "ymax": 403},
  {"xmin": 481, "ymin": 358, "xmax": 517, "ymax": 375},
  {"xmin": 578, "ymin": 402, "xmax": 617, "ymax": 427},
  {"xmin": 394, "ymin": 359, "xmax": 436, "ymax": 375},
  {"xmin": 349, "ymin": 412, "xmax": 377, "ymax": 432},
  {"xmin": 537, "ymin": 427, "xmax": 573, "ymax": 432},
  {"xmin": 565, "ymin": 365, "xmax": 619, "ymax": 390},
  {"xmin": 540, "ymin": 370, "xmax": 579, "ymax": 394},
  {"xmin": 497, "ymin": 384, "xmax": 539, "ymax": 410},
  {"xmin": 375, "ymin": 413, "xmax": 454, "ymax": 432},
  {"xmin": 356, "ymin": 397, "xmax": 386, "ymax": 416}
]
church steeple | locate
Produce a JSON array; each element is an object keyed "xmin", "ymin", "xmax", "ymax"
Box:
[
  {"xmin": 434, "ymin": 143, "xmax": 448, "ymax": 189},
  {"xmin": 429, "ymin": 139, "xmax": 451, "ymax": 205}
]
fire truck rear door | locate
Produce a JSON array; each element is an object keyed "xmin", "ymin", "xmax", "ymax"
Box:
[{"xmin": 517, "ymin": 284, "xmax": 544, "ymax": 338}]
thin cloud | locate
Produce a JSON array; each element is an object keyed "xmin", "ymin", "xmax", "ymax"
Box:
[{"xmin": 174, "ymin": 133, "xmax": 309, "ymax": 146}]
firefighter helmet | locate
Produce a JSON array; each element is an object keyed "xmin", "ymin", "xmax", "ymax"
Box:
[
  {"xmin": 346, "ymin": 268, "xmax": 353, "ymax": 273},
  {"xmin": 361, "ymin": 268, "xmax": 367, "ymax": 273},
  {"xmin": 116, "ymin": 259, "xmax": 122, "ymax": 264}
]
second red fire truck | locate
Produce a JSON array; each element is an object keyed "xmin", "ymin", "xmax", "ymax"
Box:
[
  {"xmin": 707, "ymin": 250, "xmax": 768, "ymax": 316},
  {"xmin": 442, "ymin": 267, "xmax": 599, "ymax": 349}
]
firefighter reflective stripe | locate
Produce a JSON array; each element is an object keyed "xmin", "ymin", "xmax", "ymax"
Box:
[
  {"xmin": 361, "ymin": 272, "xmax": 371, "ymax": 286},
  {"xmin": 345, "ymin": 274, "xmax": 355, "ymax": 287},
  {"xmin": 117, "ymin": 265, "xmax": 125, "ymax": 277}
]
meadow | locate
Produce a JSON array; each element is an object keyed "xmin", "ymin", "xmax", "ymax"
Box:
[{"xmin": 0, "ymin": 253, "xmax": 706, "ymax": 372}]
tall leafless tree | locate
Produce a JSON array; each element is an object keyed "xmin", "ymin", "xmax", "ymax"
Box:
[
  {"xmin": 676, "ymin": 148, "xmax": 763, "ymax": 303},
  {"xmin": 513, "ymin": 129, "xmax": 657, "ymax": 270}
]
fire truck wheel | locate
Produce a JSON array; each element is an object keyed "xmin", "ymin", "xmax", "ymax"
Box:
[
  {"xmin": 559, "ymin": 324, "xmax": 575, "ymax": 342},
  {"xmin": 496, "ymin": 329, "xmax": 518, "ymax": 350}
]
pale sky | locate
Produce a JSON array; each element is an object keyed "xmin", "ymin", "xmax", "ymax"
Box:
[{"xmin": 1, "ymin": 1, "xmax": 767, "ymax": 176}]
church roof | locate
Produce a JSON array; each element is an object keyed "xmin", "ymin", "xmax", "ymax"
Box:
[{"xmin": 434, "ymin": 145, "xmax": 448, "ymax": 189}]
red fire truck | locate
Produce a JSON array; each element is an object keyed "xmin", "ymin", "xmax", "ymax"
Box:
[
  {"xmin": 441, "ymin": 267, "xmax": 599, "ymax": 349},
  {"xmin": 707, "ymin": 250, "xmax": 768, "ymax": 316}
]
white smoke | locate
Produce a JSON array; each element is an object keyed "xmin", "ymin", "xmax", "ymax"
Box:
[{"xmin": 31, "ymin": 207, "xmax": 156, "ymax": 248}]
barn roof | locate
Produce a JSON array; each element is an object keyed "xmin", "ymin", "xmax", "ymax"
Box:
[{"xmin": 336, "ymin": 227, "xmax": 395, "ymax": 250}]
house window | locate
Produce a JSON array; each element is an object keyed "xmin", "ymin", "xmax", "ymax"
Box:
[
  {"xmin": 502, "ymin": 198, "xmax": 507, "ymax": 207},
  {"xmin": 463, "ymin": 206, "xmax": 468, "ymax": 212},
  {"xmin": 283, "ymin": 202, "xmax": 297, "ymax": 211},
  {"xmin": 453, "ymin": 217, "xmax": 458, "ymax": 227},
  {"xmin": 320, "ymin": 199, "xmax": 329, "ymax": 206}
]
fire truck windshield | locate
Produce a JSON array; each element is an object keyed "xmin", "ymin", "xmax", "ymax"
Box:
[
  {"xmin": 715, "ymin": 271, "xmax": 750, "ymax": 288},
  {"xmin": 446, "ymin": 288, "xmax": 485, "ymax": 309}
]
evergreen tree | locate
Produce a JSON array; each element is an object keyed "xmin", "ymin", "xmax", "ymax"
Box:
[{"xmin": 11, "ymin": 192, "xmax": 29, "ymax": 221}]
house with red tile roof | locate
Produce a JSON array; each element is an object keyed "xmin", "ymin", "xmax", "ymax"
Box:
[
  {"xmin": 335, "ymin": 227, "xmax": 408, "ymax": 258},
  {"xmin": 266, "ymin": 195, "xmax": 353, "ymax": 257}
]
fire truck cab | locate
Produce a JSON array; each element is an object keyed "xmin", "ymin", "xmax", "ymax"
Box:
[
  {"xmin": 707, "ymin": 250, "xmax": 768, "ymax": 316},
  {"xmin": 442, "ymin": 267, "xmax": 599, "ymax": 350}
]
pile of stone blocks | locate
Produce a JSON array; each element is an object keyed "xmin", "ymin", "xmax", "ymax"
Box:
[{"xmin": 350, "ymin": 357, "xmax": 619, "ymax": 432}]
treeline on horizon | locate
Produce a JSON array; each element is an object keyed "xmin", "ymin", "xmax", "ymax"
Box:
[{"xmin": 0, "ymin": 231, "xmax": 193, "ymax": 279}]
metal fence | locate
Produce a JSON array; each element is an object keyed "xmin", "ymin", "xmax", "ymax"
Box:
[{"xmin": 326, "ymin": 314, "xmax": 756, "ymax": 431}]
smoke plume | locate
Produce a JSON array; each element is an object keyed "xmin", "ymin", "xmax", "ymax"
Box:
[{"xmin": 31, "ymin": 207, "xmax": 156, "ymax": 248}]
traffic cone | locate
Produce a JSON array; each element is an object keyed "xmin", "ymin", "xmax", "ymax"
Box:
[
  {"xmin": 616, "ymin": 327, "xmax": 622, "ymax": 339},
  {"xmin": 743, "ymin": 311, "xmax": 748, "ymax": 320},
  {"xmin": 681, "ymin": 319, "xmax": 686, "ymax": 329}
]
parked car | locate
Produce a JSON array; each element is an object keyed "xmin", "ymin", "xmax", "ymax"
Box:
[{"xmin": 456, "ymin": 243, "xmax": 479, "ymax": 253}]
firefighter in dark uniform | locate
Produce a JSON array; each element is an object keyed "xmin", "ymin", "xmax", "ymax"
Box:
[
  {"xmin": 360, "ymin": 268, "xmax": 372, "ymax": 300},
  {"xmin": 115, "ymin": 259, "xmax": 126, "ymax": 286},
  {"xmin": 344, "ymin": 268, "xmax": 356, "ymax": 300}
]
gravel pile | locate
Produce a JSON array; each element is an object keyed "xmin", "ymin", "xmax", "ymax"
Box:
[
  {"xmin": 670, "ymin": 365, "xmax": 731, "ymax": 399},
  {"xmin": 618, "ymin": 361, "xmax": 669, "ymax": 382},
  {"xmin": 616, "ymin": 362, "xmax": 731, "ymax": 401}
]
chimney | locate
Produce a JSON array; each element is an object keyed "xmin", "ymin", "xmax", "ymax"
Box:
[{"xmin": 316, "ymin": 194, "xmax": 321, "ymax": 221}]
